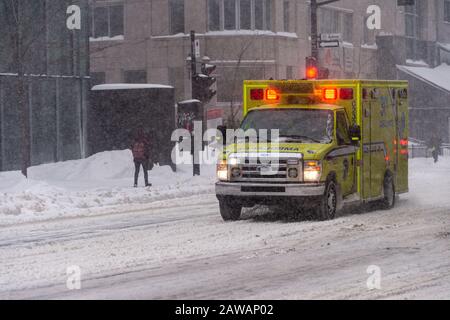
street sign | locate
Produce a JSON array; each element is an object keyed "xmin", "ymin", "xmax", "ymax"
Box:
[
  {"xmin": 320, "ymin": 33, "xmax": 342, "ymax": 42},
  {"xmin": 319, "ymin": 41, "xmax": 340, "ymax": 48},
  {"xmin": 194, "ymin": 40, "xmax": 201, "ymax": 58}
]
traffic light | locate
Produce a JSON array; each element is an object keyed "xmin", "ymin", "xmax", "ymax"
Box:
[
  {"xmin": 305, "ymin": 56, "xmax": 318, "ymax": 80},
  {"xmin": 192, "ymin": 63, "xmax": 217, "ymax": 103}
]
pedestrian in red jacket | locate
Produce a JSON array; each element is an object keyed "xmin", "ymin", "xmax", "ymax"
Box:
[{"xmin": 131, "ymin": 129, "xmax": 151, "ymax": 187}]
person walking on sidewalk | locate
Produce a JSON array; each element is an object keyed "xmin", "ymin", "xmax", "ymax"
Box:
[{"xmin": 131, "ymin": 129, "xmax": 152, "ymax": 187}]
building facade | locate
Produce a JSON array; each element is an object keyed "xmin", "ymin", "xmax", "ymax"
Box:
[
  {"xmin": 0, "ymin": 0, "xmax": 90, "ymax": 171},
  {"xmin": 90, "ymin": 0, "xmax": 450, "ymax": 138}
]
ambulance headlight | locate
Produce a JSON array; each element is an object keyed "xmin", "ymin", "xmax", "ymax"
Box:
[
  {"xmin": 304, "ymin": 161, "xmax": 322, "ymax": 182},
  {"xmin": 217, "ymin": 160, "xmax": 228, "ymax": 181},
  {"xmin": 229, "ymin": 157, "xmax": 239, "ymax": 166}
]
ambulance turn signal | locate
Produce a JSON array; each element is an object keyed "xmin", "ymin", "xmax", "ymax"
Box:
[{"xmin": 323, "ymin": 88, "xmax": 337, "ymax": 100}]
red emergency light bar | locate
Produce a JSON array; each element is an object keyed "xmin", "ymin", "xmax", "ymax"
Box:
[{"xmin": 249, "ymin": 88, "xmax": 280, "ymax": 101}]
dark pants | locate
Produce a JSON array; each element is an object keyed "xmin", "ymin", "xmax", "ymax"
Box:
[{"xmin": 134, "ymin": 160, "xmax": 149, "ymax": 186}]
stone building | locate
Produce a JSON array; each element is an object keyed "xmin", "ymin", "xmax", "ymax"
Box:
[{"xmin": 89, "ymin": 0, "xmax": 450, "ymax": 140}]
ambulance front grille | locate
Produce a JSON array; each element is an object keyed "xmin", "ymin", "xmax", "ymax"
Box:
[{"xmin": 232, "ymin": 158, "xmax": 301, "ymax": 183}]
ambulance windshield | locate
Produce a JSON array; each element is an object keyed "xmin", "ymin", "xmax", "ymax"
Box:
[{"xmin": 240, "ymin": 109, "xmax": 334, "ymax": 144}]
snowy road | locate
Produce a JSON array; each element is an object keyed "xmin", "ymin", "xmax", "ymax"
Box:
[{"xmin": 0, "ymin": 158, "xmax": 449, "ymax": 300}]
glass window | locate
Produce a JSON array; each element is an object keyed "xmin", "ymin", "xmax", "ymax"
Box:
[
  {"xmin": 240, "ymin": 0, "xmax": 252, "ymax": 30},
  {"xmin": 319, "ymin": 8, "xmax": 339, "ymax": 34},
  {"xmin": 336, "ymin": 111, "xmax": 350, "ymax": 145},
  {"xmin": 92, "ymin": 5, "xmax": 124, "ymax": 38},
  {"xmin": 208, "ymin": 0, "xmax": 272, "ymax": 31},
  {"xmin": 343, "ymin": 13, "xmax": 353, "ymax": 43},
  {"xmin": 255, "ymin": 0, "xmax": 264, "ymax": 30},
  {"xmin": 224, "ymin": 0, "xmax": 236, "ymax": 30},
  {"xmin": 93, "ymin": 7, "xmax": 108, "ymax": 38},
  {"xmin": 110, "ymin": 5, "xmax": 124, "ymax": 37},
  {"xmin": 208, "ymin": 0, "xmax": 220, "ymax": 31},
  {"xmin": 241, "ymin": 109, "xmax": 334, "ymax": 144},
  {"xmin": 283, "ymin": 1, "xmax": 290, "ymax": 32},
  {"xmin": 265, "ymin": 0, "xmax": 272, "ymax": 30},
  {"xmin": 405, "ymin": 14, "xmax": 415, "ymax": 37},
  {"xmin": 169, "ymin": 0, "xmax": 185, "ymax": 34},
  {"xmin": 445, "ymin": 0, "xmax": 450, "ymax": 22}
]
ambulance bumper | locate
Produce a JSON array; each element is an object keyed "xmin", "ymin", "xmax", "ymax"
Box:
[{"xmin": 215, "ymin": 182, "xmax": 326, "ymax": 197}]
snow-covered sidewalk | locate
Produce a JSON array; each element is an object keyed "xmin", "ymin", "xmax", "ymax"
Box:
[{"xmin": 0, "ymin": 150, "xmax": 216, "ymax": 226}]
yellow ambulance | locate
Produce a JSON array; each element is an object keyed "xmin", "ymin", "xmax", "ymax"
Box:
[{"xmin": 216, "ymin": 80, "xmax": 409, "ymax": 221}]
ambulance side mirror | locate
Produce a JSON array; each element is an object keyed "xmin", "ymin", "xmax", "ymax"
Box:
[
  {"xmin": 217, "ymin": 125, "xmax": 227, "ymax": 145},
  {"xmin": 349, "ymin": 125, "xmax": 361, "ymax": 143}
]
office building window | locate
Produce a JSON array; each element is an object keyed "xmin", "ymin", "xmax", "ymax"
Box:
[
  {"xmin": 342, "ymin": 12, "xmax": 353, "ymax": 43},
  {"xmin": 319, "ymin": 8, "xmax": 339, "ymax": 34},
  {"xmin": 404, "ymin": 0, "xmax": 419, "ymax": 38},
  {"xmin": 445, "ymin": 0, "xmax": 450, "ymax": 22},
  {"xmin": 208, "ymin": 0, "xmax": 273, "ymax": 31},
  {"xmin": 240, "ymin": 0, "xmax": 252, "ymax": 30},
  {"xmin": 169, "ymin": 0, "xmax": 185, "ymax": 34},
  {"xmin": 91, "ymin": 4, "xmax": 124, "ymax": 38},
  {"xmin": 208, "ymin": 0, "xmax": 221, "ymax": 30},
  {"xmin": 319, "ymin": 8, "xmax": 353, "ymax": 43},
  {"xmin": 224, "ymin": 0, "xmax": 237, "ymax": 30},
  {"xmin": 124, "ymin": 70, "xmax": 147, "ymax": 84},
  {"xmin": 283, "ymin": 1, "xmax": 290, "ymax": 32}
]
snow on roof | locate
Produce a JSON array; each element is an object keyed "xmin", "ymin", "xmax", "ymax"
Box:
[
  {"xmin": 397, "ymin": 63, "xmax": 450, "ymax": 93},
  {"xmin": 178, "ymin": 99, "xmax": 201, "ymax": 104},
  {"xmin": 92, "ymin": 83, "xmax": 173, "ymax": 91}
]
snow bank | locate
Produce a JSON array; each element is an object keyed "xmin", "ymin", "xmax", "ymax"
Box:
[
  {"xmin": 92, "ymin": 84, "xmax": 173, "ymax": 91},
  {"xmin": 0, "ymin": 150, "xmax": 215, "ymax": 225}
]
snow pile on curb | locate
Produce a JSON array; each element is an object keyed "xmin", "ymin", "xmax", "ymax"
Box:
[{"xmin": 0, "ymin": 150, "xmax": 216, "ymax": 225}]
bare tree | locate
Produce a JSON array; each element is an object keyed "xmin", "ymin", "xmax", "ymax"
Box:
[{"xmin": 214, "ymin": 36, "xmax": 264, "ymax": 128}]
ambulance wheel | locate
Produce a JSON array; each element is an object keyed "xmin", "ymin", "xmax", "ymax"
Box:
[
  {"xmin": 381, "ymin": 174, "xmax": 395, "ymax": 210},
  {"xmin": 219, "ymin": 199, "xmax": 242, "ymax": 221},
  {"xmin": 315, "ymin": 180, "xmax": 337, "ymax": 221}
]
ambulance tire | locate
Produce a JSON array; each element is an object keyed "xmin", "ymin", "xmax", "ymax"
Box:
[
  {"xmin": 219, "ymin": 199, "xmax": 242, "ymax": 221},
  {"xmin": 380, "ymin": 174, "xmax": 396, "ymax": 210},
  {"xmin": 315, "ymin": 180, "xmax": 338, "ymax": 221}
]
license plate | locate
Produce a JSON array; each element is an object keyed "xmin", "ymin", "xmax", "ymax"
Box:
[{"xmin": 260, "ymin": 165, "xmax": 278, "ymax": 176}]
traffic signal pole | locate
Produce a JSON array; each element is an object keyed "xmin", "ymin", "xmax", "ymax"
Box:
[
  {"xmin": 310, "ymin": 0, "xmax": 319, "ymax": 62},
  {"xmin": 190, "ymin": 31, "xmax": 200, "ymax": 176}
]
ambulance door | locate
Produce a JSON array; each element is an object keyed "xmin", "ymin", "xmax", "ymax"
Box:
[
  {"xmin": 361, "ymin": 91, "xmax": 385, "ymax": 200},
  {"xmin": 361, "ymin": 99, "xmax": 372, "ymax": 200},
  {"xmin": 369, "ymin": 91, "xmax": 388, "ymax": 199},
  {"xmin": 396, "ymin": 89, "xmax": 409, "ymax": 193}
]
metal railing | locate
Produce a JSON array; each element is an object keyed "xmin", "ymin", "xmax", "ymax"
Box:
[{"xmin": 409, "ymin": 144, "xmax": 450, "ymax": 159}]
